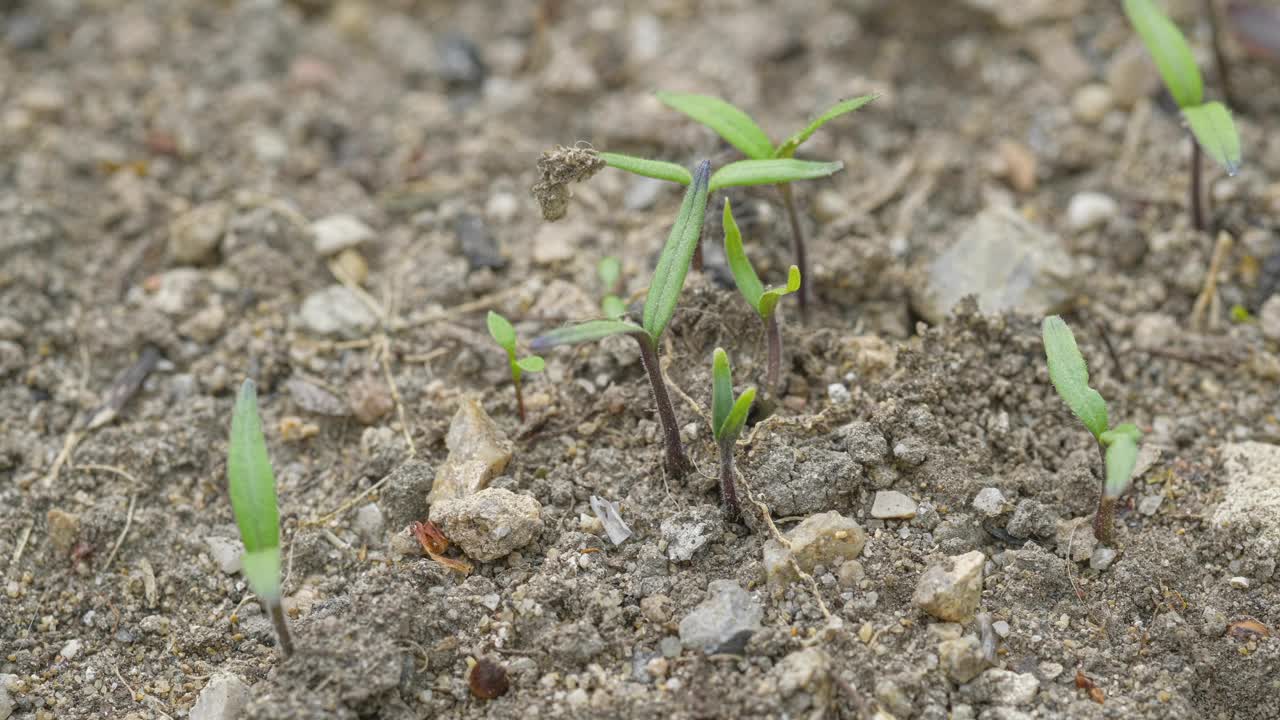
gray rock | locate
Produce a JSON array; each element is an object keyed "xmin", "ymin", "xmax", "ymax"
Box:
[
  {"xmin": 773, "ymin": 647, "xmax": 832, "ymax": 713},
  {"xmin": 1138, "ymin": 495, "xmax": 1163, "ymax": 516},
  {"xmin": 169, "ymin": 202, "xmax": 229, "ymax": 265},
  {"xmin": 972, "ymin": 488, "xmax": 1007, "ymax": 517},
  {"xmin": 352, "ymin": 503, "xmax": 385, "ymax": 543},
  {"xmin": 678, "ymin": 580, "xmax": 762, "ymax": 655},
  {"xmin": 379, "ymin": 459, "xmax": 435, "ymax": 530},
  {"xmin": 311, "ymin": 213, "xmax": 374, "ymax": 256},
  {"xmin": 939, "ymin": 635, "xmax": 989, "ymax": 683},
  {"xmin": 299, "ymin": 285, "xmax": 378, "ymax": 338},
  {"xmin": 893, "ymin": 437, "xmax": 929, "ymax": 465},
  {"xmin": 1006, "ymin": 499, "xmax": 1058, "ymax": 540},
  {"xmin": 1212, "ymin": 442, "xmax": 1280, "ymax": 572},
  {"xmin": 913, "ymin": 550, "xmax": 985, "ymax": 622},
  {"xmin": 429, "ymin": 488, "xmax": 542, "ymax": 562},
  {"xmin": 913, "ymin": 205, "xmax": 1078, "ymax": 323},
  {"xmin": 429, "ymin": 398, "xmax": 513, "ymax": 504},
  {"xmin": 871, "ymin": 491, "xmax": 917, "ymax": 519},
  {"xmin": 286, "ymin": 376, "xmax": 349, "ymax": 416},
  {"xmin": 1090, "ymin": 547, "xmax": 1117, "ymax": 571},
  {"xmin": 842, "ymin": 421, "xmax": 888, "ymax": 465},
  {"xmin": 1259, "ymin": 295, "xmax": 1280, "ymax": 343},
  {"xmin": 1054, "ymin": 517, "xmax": 1097, "ymax": 562},
  {"xmin": 1066, "ymin": 192, "xmax": 1118, "ymax": 233},
  {"xmin": 747, "ymin": 439, "xmax": 859, "ymax": 516},
  {"xmin": 436, "ymin": 33, "xmax": 486, "ymax": 87},
  {"xmin": 660, "ymin": 506, "xmax": 720, "ymax": 562},
  {"xmin": 454, "ymin": 213, "xmax": 505, "ymax": 271},
  {"xmin": 204, "ymin": 537, "xmax": 244, "ymax": 575},
  {"xmin": 0, "ymin": 682, "xmax": 11, "ymax": 720},
  {"xmin": 960, "ymin": 668, "xmax": 1039, "ymax": 706},
  {"xmin": 763, "ymin": 511, "xmax": 866, "ymax": 586},
  {"xmin": 190, "ymin": 673, "xmax": 251, "ymax": 720},
  {"xmin": 149, "ymin": 268, "xmax": 206, "ymax": 315},
  {"xmin": 59, "ymin": 638, "xmax": 81, "ymax": 660}
]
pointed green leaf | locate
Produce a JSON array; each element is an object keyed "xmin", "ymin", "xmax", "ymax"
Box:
[
  {"xmin": 1042, "ymin": 316, "xmax": 1109, "ymax": 439},
  {"xmin": 1100, "ymin": 428, "xmax": 1141, "ymax": 498},
  {"xmin": 600, "ymin": 152, "xmax": 693, "ymax": 185},
  {"xmin": 598, "ymin": 257, "xmax": 622, "ymax": 291},
  {"xmin": 643, "ymin": 160, "xmax": 711, "ymax": 339},
  {"xmin": 530, "ymin": 319, "xmax": 644, "ymax": 351},
  {"xmin": 1184, "ymin": 102, "xmax": 1241, "ymax": 174},
  {"xmin": 487, "ymin": 311, "xmax": 517, "ymax": 354},
  {"xmin": 602, "ymin": 295, "xmax": 627, "ymax": 319},
  {"xmin": 1123, "ymin": 0, "xmax": 1203, "ymax": 107},
  {"xmin": 775, "ymin": 94, "xmax": 878, "ymax": 158},
  {"xmin": 722, "ymin": 199, "xmax": 764, "ymax": 312},
  {"xmin": 656, "ymin": 92, "xmax": 774, "ymax": 160},
  {"xmin": 516, "ymin": 356, "xmax": 545, "ymax": 373},
  {"xmin": 712, "ymin": 347, "xmax": 733, "ymax": 438},
  {"xmin": 709, "ymin": 159, "xmax": 843, "ymax": 191},
  {"xmin": 718, "ymin": 387, "xmax": 757, "ymax": 444},
  {"xmin": 758, "ymin": 266, "xmax": 802, "ymax": 318},
  {"xmin": 227, "ymin": 379, "xmax": 281, "ymax": 600}
]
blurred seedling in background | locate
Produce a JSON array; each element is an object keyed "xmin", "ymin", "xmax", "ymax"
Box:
[
  {"xmin": 1042, "ymin": 317, "xmax": 1143, "ymax": 544},
  {"xmin": 602, "ymin": 91, "xmax": 875, "ymax": 319},
  {"xmin": 533, "ymin": 161, "xmax": 712, "ymax": 479},
  {"xmin": 487, "ymin": 311, "xmax": 545, "ymax": 423},
  {"xmin": 598, "ymin": 257, "xmax": 627, "ymax": 319},
  {"xmin": 1124, "ymin": 0, "xmax": 1242, "ymax": 233},
  {"xmin": 710, "ymin": 348, "xmax": 756, "ymax": 519},
  {"xmin": 722, "ymin": 198, "xmax": 801, "ymax": 395},
  {"xmin": 227, "ymin": 379, "xmax": 294, "ymax": 658}
]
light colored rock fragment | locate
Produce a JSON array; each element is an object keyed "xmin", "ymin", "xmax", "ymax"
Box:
[
  {"xmin": 763, "ymin": 511, "xmax": 866, "ymax": 586},
  {"xmin": 871, "ymin": 491, "xmax": 916, "ymax": 519},
  {"xmin": 1066, "ymin": 192, "xmax": 1118, "ymax": 232},
  {"xmin": 939, "ymin": 635, "xmax": 988, "ymax": 683},
  {"xmin": 1213, "ymin": 442, "xmax": 1280, "ymax": 574},
  {"xmin": 189, "ymin": 673, "xmax": 251, "ymax": 720},
  {"xmin": 960, "ymin": 668, "xmax": 1039, "ymax": 706},
  {"xmin": 773, "ymin": 647, "xmax": 832, "ymax": 713},
  {"xmin": 429, "ymin": 398, "xmax": 513, "ymax": 504},
  {"xmin": 428, "ymin": 488, "xmax": 542, "ymax": 562},
  {"xmin": 972, "ymin": 488, "xmax": 1007, "ymax": 517},
  {"xmin": 678, "ymin": 580, "xmax": 762, "ymax": 655},
  {"xmin": 169, "ymin": 202, "xmax": 229, "ymax": 265},
  {"xmin": 913, "ymin": 550, "xmax": 985, "ymax": 622},
  {"xmin": 204, "ymin": 536, "xmax": 244, "ymax": 575},
  {"xmin": 311, "ymin": 213, "xmax": 374, "ymax": 255},
  {"xmin": 299, "ymin": 285, "xmax": 378, "ymax": 338}
]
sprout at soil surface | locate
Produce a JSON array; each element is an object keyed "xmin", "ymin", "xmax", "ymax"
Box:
[
  {"xmin": 486, "ymin": 311, "xmax": 545, "ymax": 423},
  {"xmin": 711, "ymin": 347, "xmax": 756, "ymax": 519}
]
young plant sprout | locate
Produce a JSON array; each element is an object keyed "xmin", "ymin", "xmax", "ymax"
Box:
[
  {"xmin": 227, "ymin": 379, "xmax": 294, "ymax": 658},
  {"xmin": 487, "ymin": 311, "xmax": 545, "ymax": 423},
  {"xmin": 532, "ymin": 160, "xmax": 712, "ymax": 479},
  {"xmin": 1042, "ymin": 317, "xmax": 1143, "ymax": 544},
  {"xmin": 601, "ymin": 91, "xmax": 875, "ymax": 319},
  {"xmin": 722, "ymin": 198, "xmax": 801, "ymax": 395},
  {"xmin": 711, "ymin": 347, "xmax": 756, "ymax": 519},
  {"xmin": 1124, "ymin": 0, "xmax": 1242, "ymax": 233},
  {"xmin": 598, "ymin": 257, "xmax": 627, "ymax": 319}
]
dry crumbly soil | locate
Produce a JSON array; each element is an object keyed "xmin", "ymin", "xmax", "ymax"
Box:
[{"xmin": 2, "ymin": 1, "xmax": 1279, "ymax": 719}]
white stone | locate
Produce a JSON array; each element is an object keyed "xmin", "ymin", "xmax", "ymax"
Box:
[
  {"xmin": 1071, "ymin": 83, "xmax": 1113, "ymax": 125},
  {"xmin": 913, "ymin": 550, "xmax": 986, "ymax": 622},
  {"xmin": 189, "ymin": 673, "xmax": 251, "ymax": 720},
  {"xmin": 1138, "ymin": 495, "xmax": 1163, "ymax": 516},
  {"xmin": 1066, "ymin": 192, "xmax": 1118, "ymax": 232},
  {"xmin": 870, "ymin": 491, "xmax": 917, "ymax": 519},
  {"xmin": 971, "ymin": 488, "xmax": 1006, "ymax": 517},
  {"xmin": 204, "ymin": 536, "xmax": 244, "ymax": 575},
  {"xmin": 1229, "ymin": 576, "xmax": 1250, "ymax": 589},
  {"xmin": 352, "ymin": 503, "xmax": 385, "ymax": 543},
  {"xmin": 429, "ymin": 488, "xmax": 543, "ymax": 562},
  {"xmin": 827, "ymin": 383, "xmax": 851, "ymax": 404},
  {"xmin": 1259, "ymin": 295, "xmax": 1280, "ymax": 343},
  {"xmin": 486, "ymin": 192, "xmax": 519, "ymax": 224},
  {"xmin": 1090, "ymin": 547, "xmax": 1117, "ymax": 571},
  {"xmin": 59, "ymin": 639, "xmax": 81, "ymax": 660},
  {"xmin": 763, "ymin": 512, "xmax": 866, "ymax": 586},
  {"xmin": 298, "ymin": 285, "xmax": 378, "ymax": 338},
  {"xmin": 311, "ymin": 214, "xmax": 374, "ymax": 255}
]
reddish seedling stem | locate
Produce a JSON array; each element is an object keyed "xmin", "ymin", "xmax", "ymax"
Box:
[
  {"xmin": 514, "ymin": 379, "xmax": 527, "ymax": 423},
  {"xmin": 1092, "ymin": 443, "xmax": 1114, "ymax": 543},
  {"xmin": 634, "ymin": 334, "xmax": 694, "ymax": 480},
  {"xmin": 1190, "ymin": 136, "xmax": 1205, "ymax": 233},
  {"xmin": 718, "ymin": 441, "xmax": 740, "ymax": 520}
]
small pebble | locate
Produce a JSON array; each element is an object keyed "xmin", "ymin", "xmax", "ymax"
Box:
[
  {"xmin": 1138, "ymin": 495, "xmax": 1163, "ymax": 516},
  {"xmin": 1066, "ymin": 191, "xmax": 1118, "ymax": 232},
  {"xmin": 1072, "ymin": 83, "xmax": 1113, "ymax": 125},
  {"xmin": 1229, "ymin": 576, "xmax": 1250, "ymax": 589},
  {"xmin": 971, "ymin": 488, "xmax": 1006, "ymax": 517},
  {"xmin": 827, "ymin": 383, "xmax": 851, "ymax": 404},
  {"xmin": 59, "ymin": 639, "xmax": 81, "ymax": 660},
  {"xmin": 871, "ymin": 490, "xmax": 917, "ymax": 519},
  {"xmin": 311, "ymin": 213, "xmax": 373, "ymax": 256},
  {"xmin": 1090, "ymin": 547, "xmax": 1117, "ymax": 571}
]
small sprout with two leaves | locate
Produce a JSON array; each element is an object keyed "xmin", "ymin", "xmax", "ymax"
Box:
[
  {"xmin": 602, "ymin": 91, "xmax": 876, "ymax": 318},
  {"xmin": 532, "ymin": 160, "xmax": 712, "ymax": 480},
  {"xmin": 487, "ymin": 311, "xmax": 545, "ymax": 423},
  {"xmin": 711, "ymin": 348, "xmax": 756, "ymax": 519},
  {"xmin": 1124, "ymin": 0, "xmax": 1242, "ymax": 232},
  {"xmin": 1042, "ymin": 316, "xmax": 1143, "ymax": 544},
  {"xmin": 598, "ymin": 257, "xmax": 627, "ymax": 319},
  {"xmin": 722, "ymin": 198, "xmax": 801, "ymax": 395},
  {"xmin": 227, "ymin": 379, "xmax": 294, "ymax": 658}
]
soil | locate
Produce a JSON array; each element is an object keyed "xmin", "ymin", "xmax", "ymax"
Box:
[{"xmin": 2, "ymin": 1, "xmax": 1279, "ymax": 719}]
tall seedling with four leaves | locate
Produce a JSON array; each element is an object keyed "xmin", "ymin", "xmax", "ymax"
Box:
[
  {"xmin": 227, "ymin": 379, "xmax": 294, "ymax": 658},
  {"xmin": 532, "ymin": 160, "xmax": 712, "ymax": 479},
  {"xmin": 711, "ymin": 348, "xmax": 756, "ymax": 519},
  {"xmin": 602, "ymin": 92, "xmax": 875, "ymax": 319},
  {"xmin": 1042, "ymin": 317, "xmax": 1143, "ymax": 544},
  {"xmin": 487, "ymin": 311, "xmax": 545, "ymax": 423},
  {"xmin": 1124, "ymin": 0, "xmax": 1242, "ymax": 232},
  {"xmin": 722, "ymin": 198, "xmax": 801, "ymax": 395}
]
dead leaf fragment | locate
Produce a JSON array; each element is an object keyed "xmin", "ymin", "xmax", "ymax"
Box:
[
  {"xmin": 1075, "ymin": 670, "xmax": 1105, "ymax": 704},
  {"xmin": 1227, "ymin": 618, "xmax": 1273, "ymax": 640}
]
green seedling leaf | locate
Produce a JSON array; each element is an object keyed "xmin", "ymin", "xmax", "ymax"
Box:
[
  {"xmin": 598, "ymin": 257, "xmax": 622, "ymax": 291},
  {"xmin": 600, "ymin": 152, "xmax": 693, "ymax": 185},
  {"xmin": 775, "ymin": 94, "xmax": 878, "ymax": 158},
  {"xmin": 758, "ymin": 266, "xmax": 802, "ymax": 318},
  {"xmin": 530, "ymin": 319, "xmax": 644, "ymax": 350},
  {"xmin": 712, "ymin": 347, "xmax": 734, "ymax": 438},
  {"xmin": 487, "ymin": 311, "xmax": 517, "ymax": 354},
  {"xmin": 656, "ymin": 91, "xmax": 774, "ymax": 160},
  {"xmin": 227, "ymin": 379, "xmax": 282, "ymax": 601},
  {"xmin": 719, "ymin": 388, "xmax": 756, "ymax": 444},
  {"xmin": 1100, "ymin": 424, "xmax": 1143, "ymax": 498},
  {"xmin": 602, "ymin": 296, "xmax": 627, "ymax": 319},
  {"xmin": 1183, "ymin": 102, "xmax": 1242, "ymax": 175},
  {"xmin": 516, "ymin": 356, "xmax": 545, "ymax": 373},
  {"xmin": 1042, "ymin": 316, "xmax": 1109, "ymax": 440},
  {"xmin": 709, "ymin": 159, "xmax": 843, "ymax": 191},
  {"xmin": 643, "ymin": 160, "xmax": 711, "ymax": 339},
  {"xmin": 1123, "ymin": 0, "xmax": 1204, "ymax": 108},
  {"xmin": 722, "ymin": 199, "xmax": 764, "ymax": 310}
]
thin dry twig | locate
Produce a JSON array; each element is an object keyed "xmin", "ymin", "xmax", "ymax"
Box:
[
  {"xmin": 8, "ymin": 519, "xmax": 34, "ymax": 578},
  {"xmin": 304, "ymin": 473, "xmax": 393, "ymax": 528},
  {"xmin": 41, "ymin": 430, "xmax": 82, "ymax": 488},
  {"xmin": 100, "ymin": 493, "xmax": 137, "ymax": 576},
  {"xmin": 1112, "ymin": 98, "xmax": 1151, "ymax": 187},
  {"xmin": 735, "ymin": 467, "xmax": 831, "ymax": 622},
  {"xmin": 1190, "ymin": 231, "xmax": 1233, "ymax": 330},
  {"xmin": 376, "ymin": 335, "xmax": 417, "ymax": 457}
]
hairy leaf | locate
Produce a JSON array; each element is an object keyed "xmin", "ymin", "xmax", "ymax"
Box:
[
  {"xmin": 712, "ymin": 347, "xmax": 733, "ymax": 439},
  {"xmin": 719, "ymin": 388, "xmax": 756, "ymax": 445},
  {"xmin": 600, "ymin": 152, "xmax": 693, "ymax": 185},
  {"xmin": 722, "ymin": 199, "xmax": 764, "ymax": 311},
  {"xmin": 530, "ymin": 319, "xmax": 644, "ymax": 351},
  {"xmin": 1100, "ymin": 425, "xmax": 1142, "ymax": 498},
  {"xmin": 486, "ymin": 311, "xmax": 517, "ymax": 354},
  {"xmin": 1124, "ymin": 0, "xmax": 1204, "ymax": 107},
  {"xmin": 1184, "ymin": 102, "xmax": 1242, "ymax": 174},
  {"xmin": 758, "ymin": 266, "xmax": 802, "ymax": 318},
  {"xmin": 1042, "ymin": 316, "xmax": 1109, "ymax": 439},
  {"xmin": 228, "ymin": 379, "xmax": 281, "ymax": 600},
  {"xmin": 516, "ymin": 356, "xmax": 545, "ymax": 373},
  {"xmin": 775, "ymin": 94, "xmax": 878, "ymax": 158},
  {"xmin": 643, "ymin": 160, "xmax": 711, "ymax": 339},
  {"xmin": 709, "ymin": 159, "xmax": 843, "ymax": 191},
  {"xmin": 656, "ymin": 92, "xmax": 774, "ymax": 160}
]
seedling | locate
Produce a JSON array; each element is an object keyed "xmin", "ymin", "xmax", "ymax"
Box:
[
  {"xmin": 1042, "ymin": 317, "xmax": 1143, "ymax": 544},
  {"xmin": 722, "ymin": 198, "xmax": 801, "ymax": 394},
  {"xmin": 532, "ymin": 160, "xmax": 712, "ymax": 479},
  {"xmin": 602, "ymin": 91, "xmax": 875, "ymax": 319},
  {"xmin": 711, "ymin": 348, "xmax": 756, "ymax": 519},
  {"xmin": 1124, "ymin": 0, "xmax": 1242, "ymax": 233},
  {"xmin": 487, "ymin": 311, "xmax": 545, "ymax": 423},
  {"xmin": 598, "ymin": 257, "xmax": 627, "ymax": 319},
  {"xmin": 227, "ymin": 379, "xmax": 294, "ymax": 658}
]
